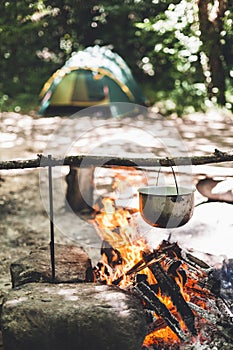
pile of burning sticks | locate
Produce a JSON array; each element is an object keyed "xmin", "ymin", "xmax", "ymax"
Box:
[
  {"xmin": 94, "ymin": 240, "xmax": 233, "ymax": 348},
  {"xmin": 91, "ymin": 198, "xmax": 232, "ymax": 348}
]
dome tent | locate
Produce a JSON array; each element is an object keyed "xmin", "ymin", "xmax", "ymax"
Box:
[{"xmin": 38, "ymin": 45, "xmax": 147, "ymax": 116}]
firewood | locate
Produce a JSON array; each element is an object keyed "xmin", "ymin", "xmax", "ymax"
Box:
[
  {"xmin": 157, "ymin": 241, "xmax": 183, "ymax": 260},
  {"xmin": 184, "ymin": 252, "xmax": 211, "ymax": 269},
  {"xmin": 146, "ymin": 317, "xmax": 167, "ymax": 333},
  {"xmin": 187, "ymin": 301, "xmax": 217, "ymax": 324},
  {"xmin": 148, "ymin": 261, "xmax": 197, "ymax": 336},
  {"xmin": 100, "ymin": 240, "xmax": 122, "ymax": 267},
  {"xmin": 197, "ymin": 269, "xmax": 221, "ymax": 296},
  {"xmin": 146, "ymin": 310, "xmax": 181, "ymax": 334},
  {"xmin": 126, "ymin": 252, "xmax": 165, "ymax": 276},
  {"xmin": 133, "ymin": 281, "xmax": 187, "ymax": 341}
]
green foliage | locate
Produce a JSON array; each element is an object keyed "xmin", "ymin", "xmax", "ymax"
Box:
[
  {"xmin": 0, "ymin": 0, "xmax": 232, "ymax": 116},
  {"xmin": 128, "ymin": 0, "xmax": 209, "ymax": 114}
]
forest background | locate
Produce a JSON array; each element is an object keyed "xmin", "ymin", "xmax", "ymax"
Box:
[{"xmin": 0, "ymin": 0, "xmax": 233, "ymax": 116}]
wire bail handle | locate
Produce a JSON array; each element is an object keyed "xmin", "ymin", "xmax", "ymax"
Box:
[{"xmin": 155, "ymin": 157, "xmax": 179, "ymax": 195}]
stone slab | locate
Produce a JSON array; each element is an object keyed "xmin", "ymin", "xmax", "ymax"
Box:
[{"xmin": 1, "ymin": 282, "xmax": 146, "ymax": 350}]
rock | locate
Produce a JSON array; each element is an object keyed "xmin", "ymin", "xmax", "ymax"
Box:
[
  {"xmin": 10, "ymin": 244, "xmax": 94, "ymax": 288},
  {"xmin": 196, "ymin": 177, "xmax": 233, "ymax": 203},
  {"xmin": 1, "ymin": 283, "xmax": 147, "ymax": 350}
]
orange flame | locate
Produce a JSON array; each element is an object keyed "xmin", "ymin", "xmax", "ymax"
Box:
[{"xmin": 93, "ymin": 198, "xmax": 155, "ymax": 287}]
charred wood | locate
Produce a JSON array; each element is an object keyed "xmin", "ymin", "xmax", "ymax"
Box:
[
  {"xmin": 126, "ymin": 251, "xmax": 165, "ymax": 276},
  {"xmin": 148, "ymin": 261, "xmax": 197, "ymax": 336},
  {"xmin": 100, "ymin": 240, "xmax": 122, "ymax": 267},
  {"xmin": 187, "ymin": 301, "xmax": 217, "ymax": 324},
  {"xmin": 156, "ymin": 241, "xmax": 183, "ymax": 260},
  {"xmin": 133, "ymin": 281, "xmax": 187, "ymax": 341},
  {"xmin": 146, "ymin": 318, "xmax": 168, "ymax": 334},
  {"xmin": 197, "ymin": 269, "xmax": 221, "ymax": 296},
  {"xmin": 112, "ymin": 275, "xmax": 124, "ymax": 286},
  {"xmin": 185, "ymin": 253, "xmax": 211, "ymax": 269},
  {"xmin": 135, "ymin": 274, "xmax": 148, "ymax": 284},
  {"xmin": 215, "ymin": 297, "xmax": 233, "ymax": 323}
]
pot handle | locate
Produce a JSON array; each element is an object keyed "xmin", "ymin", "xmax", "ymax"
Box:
[
  {"xmin": 170, "ymin": 164, "xmax": 179, "ymax": 195},
  {"xmin": 156, "ymin": 159, "xmax": 179, "ymax": 195}
]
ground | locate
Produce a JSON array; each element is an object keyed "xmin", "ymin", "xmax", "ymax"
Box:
[{"xmin": 0, "ymin": 108, "xmax": 233, "ymax": 348}]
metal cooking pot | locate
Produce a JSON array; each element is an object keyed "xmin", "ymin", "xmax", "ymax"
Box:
[{"xmin": 138, "ymin": 185, "xmax": 195, "ymax": 228}]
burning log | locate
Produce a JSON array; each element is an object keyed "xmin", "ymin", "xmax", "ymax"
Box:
[
  {"xmin": 100, "ymin": 240, "xmax": 122, "ymax": 266},
  {"xmin": 184, "ymin": 252, "xmax": 211, "ymax": 269},
  {"xmin": 187, "ymin": 301, "xmax": 217, "ymax": 324},
  {"xmin": 133, "ymin": 281, "xmax": 187, "ymax": 341},
  {"xmin": 145, "ymin": 309, "xmax": 182, "ymax": 335},
  {"xmin": 125, "ymin": 242, "xmax": 184, "ymax": 277},
  {"xmin": 126, "ymin": 252, "xmax": 166, "ymax": 276},
  {"xmin": 147, "ymin": 261, "xmax": 197, "ymax": 336},
  {"xmin": 95, "ymin": 234, "xmax": 233, "ymax": 343}
]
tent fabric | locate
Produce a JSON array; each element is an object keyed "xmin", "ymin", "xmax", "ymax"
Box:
[{"xmin": 38, "ymin": 45, "xmax": 147, "ymax": 115}]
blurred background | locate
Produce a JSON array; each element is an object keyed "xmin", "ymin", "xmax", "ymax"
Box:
[{"xmin": 0, "ymin": 0, "xmax": 233, "ymax": 117}]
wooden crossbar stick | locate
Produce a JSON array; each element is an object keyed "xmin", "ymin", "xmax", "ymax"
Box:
[{"xmin": 0, "ymin": 149, "xmax": 232, "ymax": 171}]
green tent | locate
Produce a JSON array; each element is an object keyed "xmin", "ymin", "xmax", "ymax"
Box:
[{"xmin": 38, "ymin": 45, "xmax": 147, "ymax": 115}]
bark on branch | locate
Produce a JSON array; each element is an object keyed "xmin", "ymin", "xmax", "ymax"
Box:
[{"xmin": 0, "ymin": 149, "xmax": 232, "ymax": 171}]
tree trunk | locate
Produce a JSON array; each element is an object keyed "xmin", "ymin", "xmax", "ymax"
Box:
[{"xmin": 198, "ymin": 0, "xmax": 228, "ymax": 105}]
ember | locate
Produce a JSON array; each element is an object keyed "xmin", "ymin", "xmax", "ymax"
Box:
[{"xmin": 91, "ymin": 198, "xmax": 233, "ymax": 349}]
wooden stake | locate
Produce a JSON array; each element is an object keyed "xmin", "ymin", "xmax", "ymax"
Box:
[{"xmin": 48, "ymin": 155, "xmax": 55, "ymax": 280}]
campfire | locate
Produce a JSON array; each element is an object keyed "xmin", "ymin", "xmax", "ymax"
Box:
[{"xmin": 90, "ymin": 197, "xmax": 233, "ymax": 349}]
